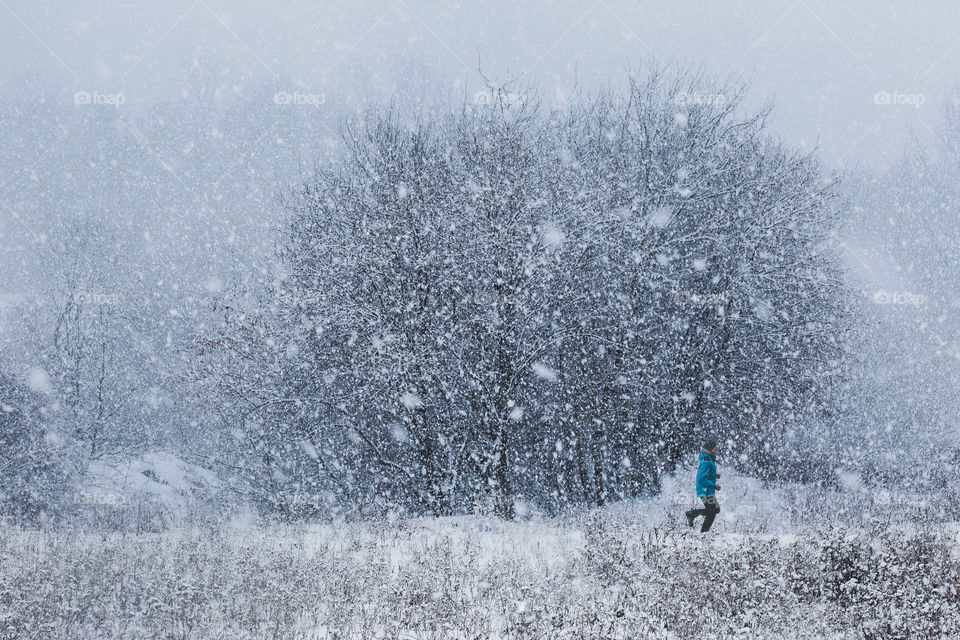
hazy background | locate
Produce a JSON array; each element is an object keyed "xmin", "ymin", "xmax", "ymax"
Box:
[
  {"xmin": 1, "ymin": 0, "xmax": 957, "ymax": 462},
  {"xmin": 2, "ymin": 0, "xmax": 957, "ymax": 165}
]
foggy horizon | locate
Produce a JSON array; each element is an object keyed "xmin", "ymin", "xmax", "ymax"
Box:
[{"xmin": 2, "ymin": 0, "xmax": 958, "ymax": 169}]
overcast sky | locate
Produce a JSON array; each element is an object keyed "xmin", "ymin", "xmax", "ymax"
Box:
[{"xmin": 2, "ymin": 0, "xmax": 958, "ymax": 169}]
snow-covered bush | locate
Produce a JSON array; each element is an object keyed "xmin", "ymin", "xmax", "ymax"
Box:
[
  {"xmin": 66, "ymin": 452, "xmax": 229, "ymax": 533},
  {"xmin": 0, "ymin": 366, "xmax": 72, "ymax": 524},
  {"xmin": 2, "ymin": 505, "xmax": 956, "ymax": 639},
  {"xmin": 194, "ymin": 66, "xmax": 852, "ymax": 520},
  {"xmin": 816, "ymin": 528, "xmax": 960, "ymax": 639}
]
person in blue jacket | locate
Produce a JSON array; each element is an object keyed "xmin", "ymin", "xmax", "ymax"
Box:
[{"xmin": 685, "ymin": 439, "xmax": 721, "ymax": 533}]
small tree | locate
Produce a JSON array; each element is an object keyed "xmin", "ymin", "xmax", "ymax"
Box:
[{"xmin": 0, "ymin": 365, "xmax": 67, "ymax": 522}]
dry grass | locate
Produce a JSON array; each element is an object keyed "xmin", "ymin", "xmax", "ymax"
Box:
[{"xmin": 1, "ymin": 509, "xmax": 958, "ymax": 639}]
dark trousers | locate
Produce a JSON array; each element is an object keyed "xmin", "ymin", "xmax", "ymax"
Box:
[{"xmin": 688, "ymin": 495, "xmax": 720, "ymax": 532}]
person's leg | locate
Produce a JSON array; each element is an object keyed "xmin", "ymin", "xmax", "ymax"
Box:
[
  {"xmin": 700, "ymin": 496, "xmax": 720, "ymax": 533},
  {"xmin": 686, "ymin": 496, "xmax": 713, "ymax": 527},
  {"xmin": 687, "ymin": 501, "xmax": 709, "ymax": 516}
]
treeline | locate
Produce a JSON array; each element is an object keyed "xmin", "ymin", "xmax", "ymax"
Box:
[
  {"xmin": 6, "ymin": 67, "xmax": 959, "ymax": 524},
  {"xmin": 843, "ymin": 85, "xmax": 960, "ymax": 480},
  {"xmin": 194, "ymin": 68, "xmax": 851, "ymax": 519}
]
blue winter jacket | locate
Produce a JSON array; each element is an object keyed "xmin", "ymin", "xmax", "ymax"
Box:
[{"xmin": 696, "ymin": 451, "xmax": 718, "ymax": 497}]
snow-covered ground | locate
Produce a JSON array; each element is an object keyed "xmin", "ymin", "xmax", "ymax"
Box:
[
  {"xmin": 70, "ymin": 451, "xmax": 227, "ymax": 531},
  {"xmin": 83, "ymin": 451, "xmax": 221, "ymax": 509},
  {"xmin": 3, "ymin": 470, "xmax": 957, "ymax": 639}
]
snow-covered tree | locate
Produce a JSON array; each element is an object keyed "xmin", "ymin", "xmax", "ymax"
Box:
[
  {"xmin": 200, "ymin": 68, "xmax": 852, "ymax": 518},
  {"xmin": 0, "ymin": 364, "xmax": 68, "ymax": 521},
  {"xmin": 842, "ymin": 87, "xmax": 960, "ymax": 484}
]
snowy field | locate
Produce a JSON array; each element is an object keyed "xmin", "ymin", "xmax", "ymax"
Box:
[
  {"xmin": 3, "ymin": 474, "xmax": 958, "ymax": 639},
  {"xmin": 2, "ymin": 2, "xmax": 960, "ymax": 639}
]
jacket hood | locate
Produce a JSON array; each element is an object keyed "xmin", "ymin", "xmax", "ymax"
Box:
[{"xmin": 699, "ymin": 451, "xmax": 713, "ymax": 462}]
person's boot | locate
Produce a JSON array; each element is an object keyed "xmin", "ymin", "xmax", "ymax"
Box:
[{"xmin": 684, "ymin": 510, "xmax": 695, "ymax": 528}]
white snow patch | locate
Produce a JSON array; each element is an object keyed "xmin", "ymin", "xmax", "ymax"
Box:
[
  {"xmin": 26, "ymin": 367, "xmax": 50, "ymax": 393},
  {"xmin": 204, "ymin": 277, "xmax": 223, "ymax": 293},
  {"xmin": 82, "ymin": 451, "xmax": 221, "ymax": 521},
  {"xmin": 299, "ymin": 439, "xmax": 319, "ymax": 460},
  {"xmin": 390, "ymin": 423, "xmax": 409, "ymax": 443},
  {"xmin": 401, "ymin": 391, "xmax": 423, "ymax": 409},
  {"xmin": 752, "ymin": 298, "xmax": 773, "ymax": 322},
  {"xmin": 836, "ymin": 469, "xmax": 863, "ymax": 493},
  {"xmin": 541, "ymin": 222, "xmax": 565, "ymax": 247},
  {"xmin": 531, "ymin": 362, "xmax": 558, "ymax": 382},
  {"xmin": 646, "ymin": 205, "xmax": 673, "ymax": 228}
]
